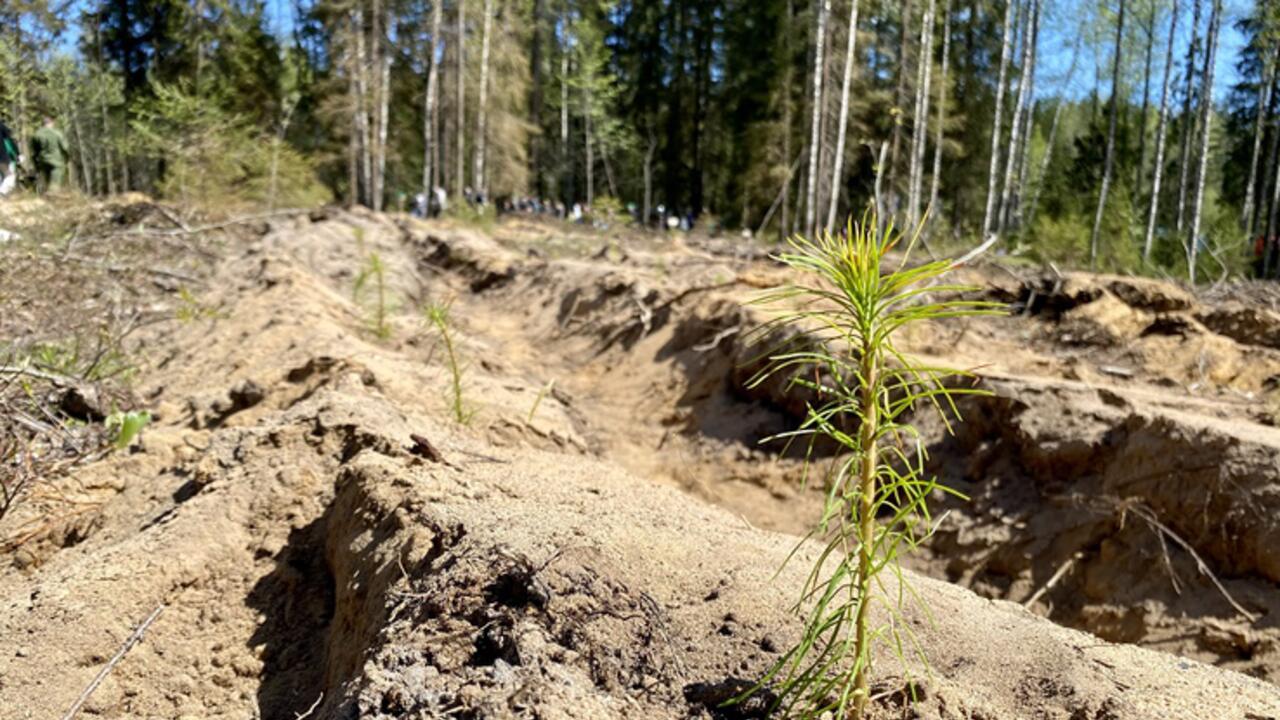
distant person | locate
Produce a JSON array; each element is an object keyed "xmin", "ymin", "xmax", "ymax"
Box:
[
  {"xmin": 413, "ymin": 192, "xmax": 428, "ymax": 218},
  {"xmin": 0, "ymin": 120, "xmax": 19, "ymax": 197},
  {"xmin": 32, "ymin": 116, "xmax": 70, "ymax": 193},
  {"xmin": 432, "ymin": 186, "xmax": 448, "ymax": 217}
]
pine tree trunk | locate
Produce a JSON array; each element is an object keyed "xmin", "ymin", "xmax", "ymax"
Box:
[
  {"xmin": 781, "ymin": 0, "xmax": 795, "ymax": 237},
  {"xmin": 1187, "ymin": 0, "xmax": 1223, "ymax": 283},
  {"xmin": 1266, "ymin": 108, "xmax": 1280, "ymax": 275},
  {"xmin": 825, "ymin": 0, "xmax": 861, "ymax": 232},
  {"xmin": 423, "ymin": 0, "xmax": 444, "ymax": 196},
  {"xmin": 927, "ymin": 0, "xmax": 952, "ymax": 226},
  {"xmin": 907, "ymin": 0, "xmax": 935, "ymax": 229},
  {"xmin": 643, "ymin": 132, "xmax": 655, "ymax": 226},
  {"xmin": 456, "ymin": 0, "xmax": 467, "ymax": 197},
  {"xmin": 474, "ymin": 0, "xmax": 493, "ymax": 196},
  {"xmin": 805, "ymin": 0, "xmax": 831, "ymax": 236},
  {"xmin": 1142, "ymin": 0, "xmax": 1181, "ymax": 262},
  {"xmin": 982, "ymin": 0, "xmax": 1017, "ymax": 237},
  {"xmin": 998, "ymin": 0, "xmax": 1034, "ymax": 236},
  {"xmin": 530, "ymin": 0, "xmax": 545, "ymax": 196},
  {"xmin": 585, "ymin": 89, "xmax": 594, "ymax": 205},
  {"xmin": 1088, "ymin": 0, "xmax": 1126, "ymax": 270},
  {"xmin": 1176, "ymin": 0, "xmax": 1203, "ymax": 233},
  {"xmin": 1243, "ymin": 49, "xmax": 1275, "ymax": 233}
]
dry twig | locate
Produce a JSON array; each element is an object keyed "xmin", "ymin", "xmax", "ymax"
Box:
[{"xmin": 61, "ymin": 605, "xmax": 165, "ymax": 720}]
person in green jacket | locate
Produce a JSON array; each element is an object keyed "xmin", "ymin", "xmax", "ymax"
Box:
[{"xmin": 32, "ymin": 116, "xmax": 70, "ymax": 193}]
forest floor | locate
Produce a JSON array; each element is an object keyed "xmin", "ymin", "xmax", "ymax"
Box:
[{"xmin": 0, "ymin": 200, "xmax": 1279, "ymax": 719}]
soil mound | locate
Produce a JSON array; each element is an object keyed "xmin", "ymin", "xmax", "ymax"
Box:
[{"xmin": 1, "ymin": 210, "xmax": 1278, "ymax": 718}]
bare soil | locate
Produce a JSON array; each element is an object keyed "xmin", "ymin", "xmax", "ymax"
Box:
[{"xmin": 1, "ymin": 206, "xmax": 1278, "ymax": 719}]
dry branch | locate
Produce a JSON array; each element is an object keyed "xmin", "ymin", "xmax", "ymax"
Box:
[{"xmin": 61, "ymin": 604, "xmax": 165, "ymax": 720}]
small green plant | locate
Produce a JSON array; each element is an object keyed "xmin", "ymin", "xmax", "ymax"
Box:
[
  {"xmin": 175, "ymin": 287, "xmax": 223, "ymax": 322},
  {"xmin": 527, "ymin": 379, "xmax": 555, "ymax": 424},
  {"xmin": 353, "ymin": 252, "xmax": 393, "ymax": 340},
  {"xmin": 105, "ymin": 409, "xmax": 151, "ymax": 450},
  {"xmin": 425, "ymin": 302, "xmax": 475, "ymax": 424},
  {"xmin": 744, "ymin": 212, "xmax": 1002, "ymax": 718}
]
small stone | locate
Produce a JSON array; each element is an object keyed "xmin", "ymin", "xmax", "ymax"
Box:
[{"xmin": 14, "ymin": 646, "xmax": 29, "ymax": 657}]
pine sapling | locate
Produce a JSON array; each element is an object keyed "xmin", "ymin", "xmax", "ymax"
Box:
[
  {"xmin": 745, "ymin": 211, "xmax": 1002, "ymax": 718},
  {"xmin": 425, "ymin": 302, "xmax": 474, "ymax": 424},
  {"xmin": 354, "ymin": 252, "xmax": 392, "ymax": 339}
]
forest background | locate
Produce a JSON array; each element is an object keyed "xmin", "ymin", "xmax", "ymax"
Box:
[{"xmin": 3, "ymin": 0, "xmax": 1278, "ymax": 281}]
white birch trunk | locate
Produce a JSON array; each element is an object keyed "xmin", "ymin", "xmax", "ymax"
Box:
[
  {"xmin": 456, "ymin": 0, "xmax": 467, "ymax": 196},
  {"xmin": 1088, "ymin": 0, "xmax": 1126, "ymax": 269},
  {"xmin": 997, "ymin": 0, "xmax": 1033, "ymax": 236},
  {"xmin": 355, "ymin": 5, "xmax": 372, "ymax": 207},
  {"xmin": 982, "ymin": 0, "xmax": 1017, "ymax": 237},
  {"xmin": 1242, "ymin": 52, "xmax": 1275, "ymax": 232},
  {"xmin": 1142, "ymin": 0, "xmax": 1181, "ymax": 262},
  {"xmin": 423, "ymin": 0, "xmax": 444, "ymax": 195},
  {"xmin": 1187, "ymin": 0, "xmax": 1223, "ymax": 283},
  {"xmin": 374, "ymin": 0, "xmax": 389, "ymax": 212},
  {"xmin": 907, "ymin": 0, "xmax": 935, "ymax": 229},
  {"xmin": 805, "ymin": 0, "xmax": 831, "ymax": 236},
  {"xmin": 825, "ymin": 0, "xmax": 861, "ymax": 232},
  {"xmin": 1176, "ymin": 0, "xmax": 1203, "ymax": 232},
  {"xmin": 474, "ymin": 0, "xmax": 493, "ymax": 196}
]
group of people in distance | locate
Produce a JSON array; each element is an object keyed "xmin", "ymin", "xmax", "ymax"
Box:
[{"xmin": 0, "ymin": 116, "xmax": 72, "ymax": 198}]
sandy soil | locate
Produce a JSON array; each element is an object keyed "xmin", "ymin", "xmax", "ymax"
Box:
[{"xmin": 1, "ymin": 207, "xmax": 1278, "ymax": 718}]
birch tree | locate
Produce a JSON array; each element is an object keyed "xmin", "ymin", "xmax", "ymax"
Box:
[
  {"xmin": 1142, "ymin": 0, "xmax": 1180, "ymax": 262},
  {"xmin": 1175, "ymin": 0, "xmax": 1203, "ymax": 232},
  {"xmin": 1186, "ymin": 0, "xmax": 1223, "ymax": 283},
  {"xmin": 907, "ymin": 0, "xmax": 936, "ymax": 229},
  {"xmin": 982, "ymin": 0, "xmax": 1017, "ymax": 237},
  {"xmin": 825, "ymin": 0, "xmax": 861, "ymax": 232},
  {"xmin": 1134, "ymin": 0, "xmax": 1156, "ymax": 193},
  {"xmin": 805, "ymin": 0, "xmax": 831, "ymax": 236},
  {"xmin": 423, "ymin": 0, "xmax": 444, "ymax": 196},
  {"xmin": 473, "ymin": 0, "xmax": 493, "ymax": 196},
  {"xmin": 998, "ymin": 0, "xmax": 1036, "ymax": 236},
  {"xmin": 456, "ymin": 0, "xmax": 467, "ymax": 196},
  {"xmin": 1242, "ymin": 35, "xmax": 1276, "ymax": 233},
  {"xmin": 1088, "ymin": 0, "xmax": 1126, "ymax": 269}
]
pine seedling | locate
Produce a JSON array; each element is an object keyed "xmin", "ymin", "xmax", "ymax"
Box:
[
  {"xmin": 425, "ymin": 302, "xmax": 474, "ymax": 425},
  {"xmin": 744, "ymin": 212, "xmax": 1002, "ymax": 718},
  {"xmin": 354, "ymin": 252, "xmax": 392, "ymax": 339}
]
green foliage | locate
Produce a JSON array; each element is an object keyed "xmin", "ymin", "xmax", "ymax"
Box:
[
  {"xmin": 744, "ymin": 213, "xmax": 1002, "ymax": 718},
  {"xmin": 175, "ymin": 287, "xmax": 223, "ymax": 322},
  {"xmin": 527, "ymin": 379, "xmax": 555, "ymax": 424},
  {"xmin": 26, "ymin": 339, "xmax": 135, "ymax": 384},
  {"xmin": 130, "ymin": 82, "xmax": 330, "ymax": 211},
  {"xmin": 425, "ymin": 302, "xmax": 475, "ymax": 425},
  {"xmin": 105, "ymin": 409, "xmax": 151, "ymax": 450},
  {"xmin": 592, "ymin": 195, "xmax": 630, "ymax": 225},
  {"xmin": 353, "ymin": 252, "xmax": 393, "ymax": 340}
]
